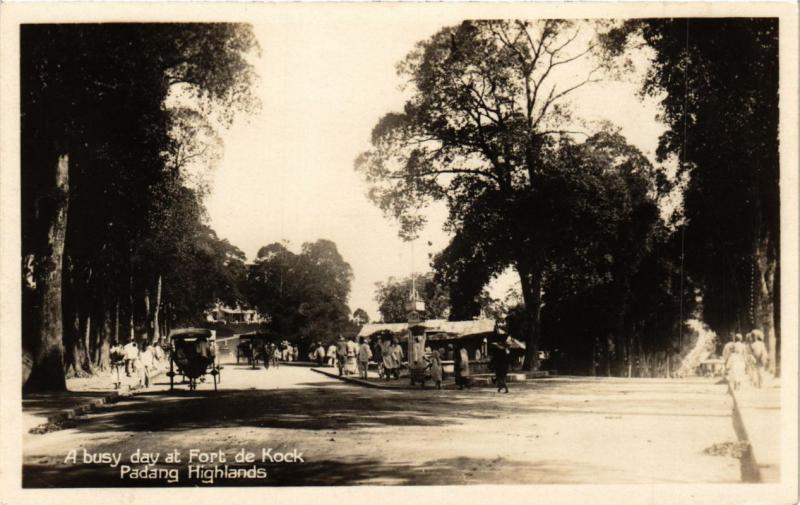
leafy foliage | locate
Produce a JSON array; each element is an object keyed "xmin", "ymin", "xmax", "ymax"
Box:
[
  {"xmin": 245, "ymin": 240, "xmax": 354, "ymax": 345},
  {"xmin": 357, "ymin": 20, "xmax": 640, "ymax": 369},
  {"xmin": 352, "ymin": 308, "xmax": 370, "ymax": 325},
  {"xmin": 21, "ymin": 23, "xmax": 259, "ymax": 388},
  {"xmin": 374, "ymin": 272, "xmax": 451, "ymax": 323},
  {"xmin": 637, "ymin": 19, "xmax": 779, "ymax": 339}
]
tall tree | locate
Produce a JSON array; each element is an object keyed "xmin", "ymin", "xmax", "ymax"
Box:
[
  {"xmin": 374, "ymin": 272, "xmax": 450, "ymax": 323},
  {"xmin": 357, "ymin": 20, "xmax": 635, "ymax": 369},
  {"xmin": 352, "ymin": 308, "xmax": 370, "ymax": 325},
  {"xmin": 636, "ymin": 19, "xmax": 780, "ymax": 373},
  {"xmin": 22, "ymin": 24, "xmax": 259, "ymax": 391},
  {"xmin": 245, "ymin": 240, "xmax": 354, "ymax": 348}
]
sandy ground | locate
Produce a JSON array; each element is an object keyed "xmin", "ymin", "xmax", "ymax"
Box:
[{"xmin": 23, "ymin": 364, "xmax": 744, "ymax": 487}]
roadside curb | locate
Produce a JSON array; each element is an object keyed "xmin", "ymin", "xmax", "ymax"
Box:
[
  {"xmin": 26, "ymin": 371, "xmax": 164, "ymax": 434},
  {"xmin": 311, "ymin": 367, "xmax": 554, "ymax": 390},
  {"xmin": 727, "ymin": 384, "xmax": 761, "ymax": 482},
  {"xmin": 310, "ymin": 367, "xmax": 459, "ymax": 390}
]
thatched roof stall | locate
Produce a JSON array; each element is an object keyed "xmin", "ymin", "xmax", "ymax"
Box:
[{"xmin": 357, "ymin": 319, "xmax": 503, "ymax": 343}]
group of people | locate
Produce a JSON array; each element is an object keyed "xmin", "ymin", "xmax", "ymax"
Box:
[
  {"xmin": 305, "ymin": 335, "xmax": 512, "ymax": 393},
  {"xmin": 280, "ymin": 342, "xmax": 300, "ymax": 363},
  {"xmin": 721, "ymin": 329, "xmax": 769, "ymax": 390},
  {"xmin": 307, "ymin": 336, "xmax": 384, "ymax": 379},
  {"xmin": 261, "ymin": 341, "xmax": 297, "ymax": 368},
  {"xmin": 110, "ymin": 335, "xmax": 165, "ymax": 389}
]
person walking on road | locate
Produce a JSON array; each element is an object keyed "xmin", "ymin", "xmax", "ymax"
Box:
[
  {"xmin": 357, "ymin": 337, "xmax": 373, "ymax": 379},
  {"xmin": 272, "ymin": 345, "xmax": 281, "ymax": 368},
  {"xmin": 345, "ymin": 336, "xmax": 359, "ymax": 375},
  {"xmin": 336, "ymin": 335, "xmax": 348, "ymax": 376},
  {"xmin": 314, "ymin": 342, "xmax": 326, "ymax": 366},
  {"xmin": 491, "ymin": 344, "xmax": 510, "ymax": 393},
  {"xmin": 379, "ymin": 338, "xmax": 394, "ymax": 379},
  {"xmin": 726, "ymin": 334, "xmax": 746, "ymax": 391},
  {"xmin": 123, "ymin": 337, "xmax": 138, "ymax": 377},
  {"xmin": 428, "ymin": 350, "xmax": 443, "ymax": 389},
  {"xmin": 327, "ymin": 342, "xmax": 337, "ymax": 367},
  {"xmin": 372, "ymin": 339, "xmax": 383, "ymax": 375},
  {"xmin": 139, "ymin": 341, "xmax": 155, "ymax": 388},
  {"xmin": 748, "ymin": 329, "xmax": 769, "ymax": 388},
  {"xmin": 390, "ymin": 338, "xmax": 404, "ymax": 380},
  {"xmin": 454, "ymin": 347, "xmax": 471, "ymax": 390}
]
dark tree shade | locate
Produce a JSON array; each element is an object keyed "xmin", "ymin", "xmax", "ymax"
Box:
[
  {"xmin": 638, "ymin": 18, "xmax": 780, "ymax": 372},
  {"xmin": 21, "ymin": 23, "xmax": 258, "ymax": 390}
]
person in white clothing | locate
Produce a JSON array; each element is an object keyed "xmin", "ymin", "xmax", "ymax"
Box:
[
  {"xmin": 123, "ymin": 337, "xmax": 138, "ymax": 377},
  {"xmin": 139, "ymin": 342, "xmax": 155, "ymax": 388},
  {"xmin": 345, "ymin": 336, "xmax": 359, "ymax": 375},
  {"xmin": 357, "ymin": 337, "xmax": 373, "ymax": 379},
  {"xmin": 327, "ymin": 343, "xmax": 337, "ymax": 367}
]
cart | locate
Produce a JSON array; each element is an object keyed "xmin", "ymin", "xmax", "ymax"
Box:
[
  {"xmin": 167, "ymin": 328, "xmax": 220, "ymax": 391},
  {"xmin": 238, "ymin": 332, "xmax": 271, "ymax": 369}
]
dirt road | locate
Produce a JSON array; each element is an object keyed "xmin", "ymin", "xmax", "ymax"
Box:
[{"xmin": 23, "ymin": 364, "xmax": 743, "ymax": 486}]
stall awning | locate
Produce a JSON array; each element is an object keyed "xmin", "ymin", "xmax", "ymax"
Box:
[{"xmin": 358, "ymin": 319, "xmax": 502, "ymax": 340}]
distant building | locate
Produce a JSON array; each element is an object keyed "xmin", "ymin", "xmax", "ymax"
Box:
[{"xmin": 205, "ymin": 303, "xmax": 267, "ymax": 324}]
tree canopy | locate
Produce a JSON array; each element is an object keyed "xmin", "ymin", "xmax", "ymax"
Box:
[
  {"xmin": 22, "ymin": 23, "xmax": 259, "ymax": 391},
  {"xmin": 245, "ymin": 240, "xmax": 354, "ymax": 347},
  {"xmin": 635, "ymin": 18, "xmax": 780, "ymax": 372},
  {"xmin": 357, "ymin": 20, "xmax": 661, "ymax": 369},
  {"xmin": 374, "ymin": 272, "xmax": 451, "ymax": 323}
]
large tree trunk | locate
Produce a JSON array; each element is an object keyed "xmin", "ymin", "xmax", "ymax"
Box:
[
  {"xmin": 603, "ymin": 333, "xmax": 613, "ymax": 377},
  {"xmin": 517, "ymin": 258, "xmax": 543, "ymax": 371},
  {"xmin": 94, "ymin": 306, "xmax": 112, "ymax": 370},
  {"xmin": 613, "ymin": 294, "xmax": 629, "ymax": 376},
  {"xmin": 63, "ymin": 264, "xmax": 94, "ymax": 377},
  {"xmin": 753, "ymin": 233, "xmax": 778, "ymax": 376},
  {"xmin": 114, "ymin": 298, "xmax": 120, "ymax": 344},
  {"xmin": 128, "ymin": 274, "xmax": 135, "ymax": 340},
  {"xmin": 65, "ymin": 311, "xmax": 83, "ymax": 378},
  {"xmin": 144, "ymin": 288, "xmax": 151, "ymax": 339},
  {"xmin": 152, "ymin": 275, "xmax": 162, "ymax": 343},
  {"xmin": 65, "ymin": 310, "xmax": 93, "ymax": 378},
  {"xmin": 83, "ymin": 312, "xmax": 95, "ymax": 374},
  {"xmin": 24, "ymin": 154, "xmax": 69, "ymax": 393}
]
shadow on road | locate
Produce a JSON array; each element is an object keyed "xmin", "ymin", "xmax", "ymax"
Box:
[{"xmin": 51, "ymin": 385, "xmax": 512, "ymax": 434}]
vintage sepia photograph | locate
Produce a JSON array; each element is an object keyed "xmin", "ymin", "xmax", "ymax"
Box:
[{"xmin": 0, "ymin": 3, "xmax": 797, "ymax": 503}]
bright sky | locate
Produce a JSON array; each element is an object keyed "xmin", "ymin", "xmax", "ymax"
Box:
[{"xmin": 204, "ymin": 18, "xmax": 666, "ymax": 321}]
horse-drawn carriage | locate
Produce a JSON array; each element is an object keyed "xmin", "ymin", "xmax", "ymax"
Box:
[
  {"xmin": 167, "ymin": 328, "xmax": 221, "ymax": 391},
  {"xmin": 237, "ymin": 332, "xmax": 271, "ymax": 369}
]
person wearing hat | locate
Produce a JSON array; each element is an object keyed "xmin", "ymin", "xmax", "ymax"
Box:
[
  {"xmin": 313, "ymin": 342, "xmax": 326, "ymax": 366},
  {"xmin": 123, "ymin": 336, "xmax": 139, "ymax": 377},
  {"xmin": 335, "ymin": 335, "xmax": 348, "ymax": 376},
  {"xmin": 345, "ymin": 336, "xmax": 359, "ymax": 375},
  {"xmin": 726, "ymin": 333, "xmax": 747, "ymax": 391},
  {"xmin": 357, "ymin": 337, "xmax": 373, "ymax": 379},
  {"xmin": 327, "ymin": 342, "xmax": 337, "ymax": 367},
  {"xmin": 721, "ymin": 332, "xmax": 736, "ymax": 363}
]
